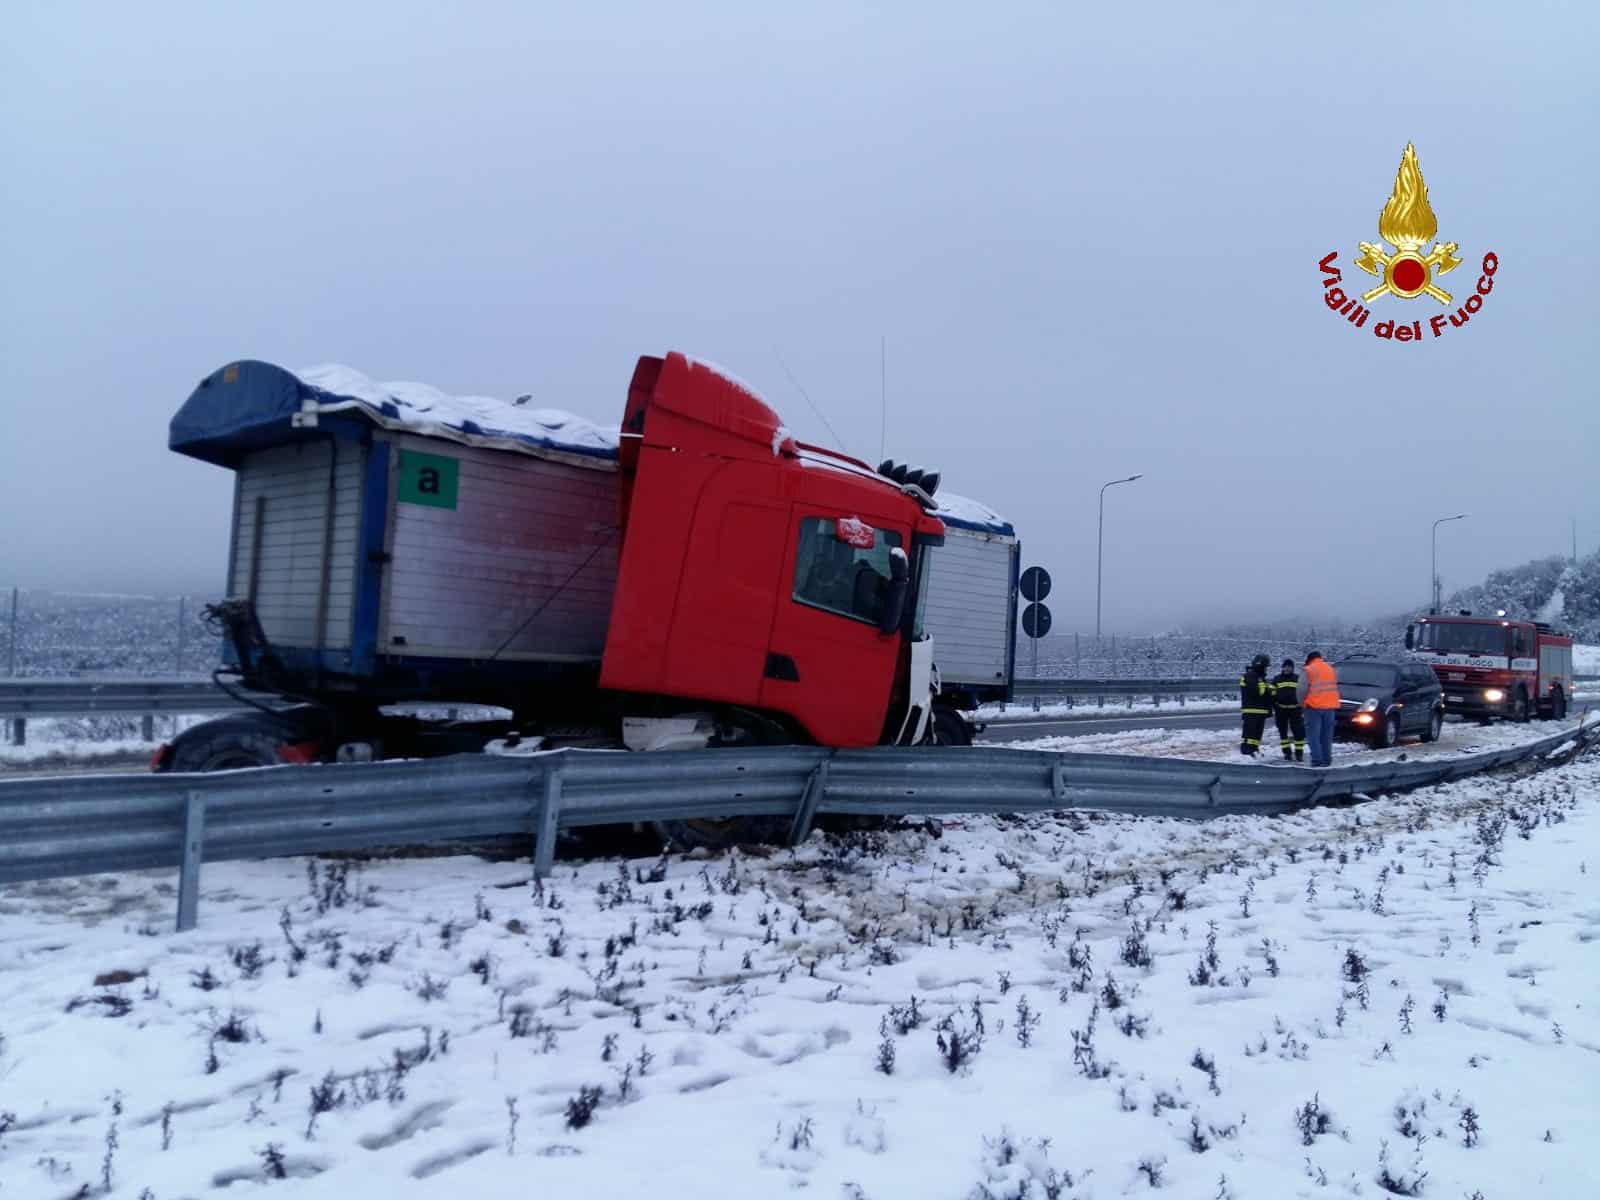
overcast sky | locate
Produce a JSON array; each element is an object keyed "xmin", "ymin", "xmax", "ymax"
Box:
[{"xmin": 3, "ymin": 2, "xmax": 1595, "ymax": 633}]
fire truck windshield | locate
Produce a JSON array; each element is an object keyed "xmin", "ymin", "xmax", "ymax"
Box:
[{"xmin": 1414, "ymin": 622, "xmax": 1508, "ymax": 656}]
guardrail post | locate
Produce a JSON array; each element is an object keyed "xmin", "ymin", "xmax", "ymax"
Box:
[
  {"xmin": 1051, "ymin": 761, "xmax": 1067, "ymax": 804},
  {"xmin": 788, "ymin": 755, "xmax": 831, "ymax": 846},
  {"xmin": 9, "ymin": 717, "xmax": 22, "ymax": 746},
  {"xmin": 141, "ymin": 713, "xmax": 155, "ymax": 742},
  {"xmin": 176, "ymin": 791, "xmax": 207, "ymax": 932},
  {"xmin": 533, "ymin": 760, "xmax": 562, "ymax": 880}
]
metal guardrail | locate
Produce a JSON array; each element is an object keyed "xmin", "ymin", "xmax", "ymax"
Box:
[
  {"xmin": 0, "ymin": 678, "xmax": 1236, "ymax": 741},
  {"xmin": 3, "ymin": 720, "xmax": 1594, "ymax": 932},
  {"xmin": 2, "ymin": 676, "xmax": 1594, "ymax": 741},
  {"xmin": 1011, "ymin": 677, "xmax": 1235, "ymax": 709},
  {"xmin": 0, "ymin": 679, "xmax": 239, "ymax": 715},
  {"xmin": 0, "ymin": 679, "xmax": 251, "ymax": 746}
]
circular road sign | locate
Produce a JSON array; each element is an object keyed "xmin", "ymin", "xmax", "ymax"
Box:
[
  {"xmin": 1020, "ymin": 566, "xmax": 1052, "ymax": 603},
  {"xmin": 1021, "ymin": 601, "xmax": 1052, "ymax": 639}
]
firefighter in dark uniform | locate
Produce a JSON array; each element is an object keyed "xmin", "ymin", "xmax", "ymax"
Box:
[
  {"xmin": 1272, "ymin": 657, "xmax": 1306, "ymax": 762},
  {"xmin": 1238, "ymin": 653, "xmax": 1273, "ymax": 756}
]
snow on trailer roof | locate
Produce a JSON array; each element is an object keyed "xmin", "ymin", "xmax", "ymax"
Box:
[
  {"xmin": 170, "ymin": 358, "xmax": 1014, "ymax": 534},
  {"xmin": 170, "ymin": 360, "xmax": 619, "ymax": 470},
  {"xmin": 932, "ymin": 491, "xmax": 1014, "ymax": 537}
]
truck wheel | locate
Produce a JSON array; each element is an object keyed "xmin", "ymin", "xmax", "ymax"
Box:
[
  {"xmin": 926, "ymin": 706, "xmax": 974, "ymax": 747},
  {"xmin": 1550, "ymin": 688, "xmax": 1567, "ymax": 721},
  {"xmin": 651, "ymin": 712, "xmax": 792, "ymax": 851},
  {"xmin": 162, "ymin": 713, "xmax": 303, "ymax": 772},
  {"xmin": 1511, "ymin": 688, "xmax": 1530, "ymax": 723},
  {"xmin": 653, "ymin": 815, "xmax": 790, "ymax": 852},
  {"xmin": 1420, "ymin": 709, "xmax": 1443, "ymax": 743}
]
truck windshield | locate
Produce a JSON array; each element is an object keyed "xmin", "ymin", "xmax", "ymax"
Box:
[
  {"xmin": 1414, "ymin": 622, "xmax": 1508, "ymax": 656},
  {"xmin": 792, "ymin": 517, "xmax": 904, "ymax": 626},
  {"xmin": 912, "ymin": 545, "xmax": 932, "ymax": 639}
]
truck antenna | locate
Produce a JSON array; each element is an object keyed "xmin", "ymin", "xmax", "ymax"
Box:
[
  {"xmin": 772, "ymin": 348, "xmax": 845, "ymax": 452},
  {"xmin": 879, "ymin": 335, "xmax": 887, "ymax": 463}
]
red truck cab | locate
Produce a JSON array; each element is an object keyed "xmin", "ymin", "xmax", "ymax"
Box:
[
  {"xmin": 1407, "ymin": 614, "xmax": 1574, "ymax": 722},
  {"xmin": 601, "ymin": 352, "xmax": 945, "ymax": 747}
]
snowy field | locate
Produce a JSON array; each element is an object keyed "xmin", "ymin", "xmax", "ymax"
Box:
[{"xmin": 2, "ymin": 744, "xmax": 1597, "ymax": 1197}]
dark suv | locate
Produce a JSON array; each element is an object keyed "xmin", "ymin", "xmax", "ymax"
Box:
[{"xmin": 1333, "ymin": 656, "xmax": 1446, "ymax": 748}]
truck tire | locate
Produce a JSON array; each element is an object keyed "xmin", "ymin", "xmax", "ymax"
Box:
[
  {"xmin": 651, "ymin": 712, "xmax": 793, "ymax": 851},
  {"xmin": 927, "ymin": 705, "xmax": 974, "ymax": 747},
  {"xmin": 162, "ymin": 713, "xmax": 303, "ymax": 772},
  {"xmin": 1550, "ymin": 688, "xmax": 1567, "ymax": 721},
  {"xmin": 1511, "ymin": 687, "xmax": 1530, "ymax": 723},
  {"xmin": 653, "ymin": 815, "xmax": 791, "ymax": 852}
]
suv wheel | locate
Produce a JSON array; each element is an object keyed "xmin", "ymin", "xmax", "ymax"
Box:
[
  {"xmin": 1419, "ymin": 708, "xmax": 1443, "ymax": 743},
  {"xmin": 1374, "ymin": 712, "xmax": 1401, "ymax": 749}
]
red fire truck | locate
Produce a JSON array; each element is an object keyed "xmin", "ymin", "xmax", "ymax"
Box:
[{"xmin": 1406, "ymin": 613, "xmax": 1574, "ymax": 723}]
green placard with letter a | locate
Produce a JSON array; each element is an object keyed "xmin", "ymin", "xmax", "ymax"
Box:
[{"xmin": 397, "ymin": 450, "xmax": 460, "ymax": 509}]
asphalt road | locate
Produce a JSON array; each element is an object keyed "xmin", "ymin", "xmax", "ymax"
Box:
[{"xmin": 978, "ymin": 709, "xmax": 1237, "ymax": 743}]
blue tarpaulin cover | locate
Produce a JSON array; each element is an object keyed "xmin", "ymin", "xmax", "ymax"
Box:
[{"xmin": 171, "ymin": 359, "xmax": 1010, "ymax": 534}]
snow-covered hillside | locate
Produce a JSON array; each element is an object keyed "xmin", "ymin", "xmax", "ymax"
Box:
[{"xmin": 2, "ymin": 749, "xmax": 1596, "ymax": 1198}]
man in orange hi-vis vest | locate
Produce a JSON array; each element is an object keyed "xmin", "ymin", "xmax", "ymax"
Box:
[{"xmin": 1297, "ymin": 651, "xmax": 1340, "ymax": 767}]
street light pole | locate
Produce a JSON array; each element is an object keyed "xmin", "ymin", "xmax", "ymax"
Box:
[
  {"xmin": 1431, "ymin": 513, "xmax": 1468, "ymax": 614},
  {"xmin": 1096, "ymin": 474, "xmax": 1143, "ymax": 640}
]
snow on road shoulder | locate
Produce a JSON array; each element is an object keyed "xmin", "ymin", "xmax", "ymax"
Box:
[
  {"xmin": 2, "ymin": 754, "xmax": 1598, "ymax": 1197},
  {"xmin": 1008, "ymin": 713, "xmax": 1581, "ymax": 766},
  {"xmin": 0, "ymin": 715, "xmax": 209, "ymax": 767}
]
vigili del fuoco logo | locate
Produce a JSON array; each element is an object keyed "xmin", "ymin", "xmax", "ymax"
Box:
[{"xmin": 1318, "ymin": 143, "xmax": 1499, "ymax": 343}]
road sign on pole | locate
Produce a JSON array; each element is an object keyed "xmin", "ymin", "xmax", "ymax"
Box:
[
  {"xmin": 1021, "ymin": 597, "xmax": 1052, "ymax": 710},
  {"xmin": 1020, "ymin": 566, "xmax": 1052, "ymax": 604},
  {"xmin": 1021, "ymin": 602, "xmax": 1052, "ymax": 639}
]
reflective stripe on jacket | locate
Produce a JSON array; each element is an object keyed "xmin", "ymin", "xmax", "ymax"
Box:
[
  {"xmin": 1272, "ymin": 671, "xmax": 1301, "ymax": 711},
  {"xmin": 1304, "ymin": 659, "xmax": 1339, "ymax": 709}
]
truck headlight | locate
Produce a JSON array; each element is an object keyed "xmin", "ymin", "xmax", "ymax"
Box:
[{"xmin": 1483, "ymin": 688, "xmax": 1505, "ymax": 703}]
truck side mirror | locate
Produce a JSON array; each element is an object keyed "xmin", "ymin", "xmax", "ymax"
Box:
[
  {"xmin": 1403, "ymin": 626, "xmax": 1414, "ymax": 650},
  {"xmin": 878, "ymin": 550, "xmax": 909, "ymax": 635}
]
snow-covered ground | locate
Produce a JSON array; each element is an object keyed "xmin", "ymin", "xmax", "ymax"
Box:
[
  {"xmin": 1008, "ymin": 713, "xmax": 1583, "ymax": 766},
  {"xmin": 2, "ymin": 747, "xmax": 1597, "ymax": 1197},
  {"xmin": 0, "ymin": 716, "xmax": 206, "ymax": 768}
]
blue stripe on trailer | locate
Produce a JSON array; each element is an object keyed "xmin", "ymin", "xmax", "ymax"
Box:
[{"xmin": 351, "ymin": 438, "xmax": 391, "ymax": 677}]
